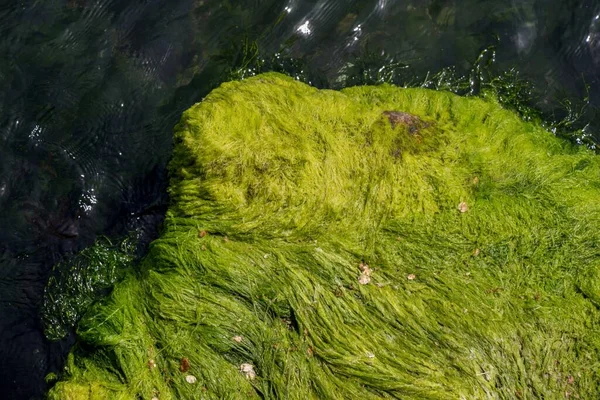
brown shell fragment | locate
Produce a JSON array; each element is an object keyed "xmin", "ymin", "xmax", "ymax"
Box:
[
  {"xmin": 458, "ymin": 202, "xmax": 469, "ymax": 213},
  {"xmin": 358, "ymin": 262, "xmax": 372, "ymax": 285},
  {"xmin": 180, "ymin": 357, "xmax": 190, "ymax": 373},
  {"xmin": 359, "ymin": 262, "xmax": 371, "ymax": 276}
]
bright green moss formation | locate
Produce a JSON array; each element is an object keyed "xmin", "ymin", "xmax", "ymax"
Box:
[{"xmin": 49, "ymin": 73, "xmax": 600, "ymax": 399}]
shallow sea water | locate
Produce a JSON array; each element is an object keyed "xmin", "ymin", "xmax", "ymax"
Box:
[{"xmin": 0, "ymin": 0, "xmax": 599, "ymax": 398}]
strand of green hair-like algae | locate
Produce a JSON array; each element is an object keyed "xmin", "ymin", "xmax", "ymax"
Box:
[{"xmin": 49, "ymin": 73, "xmax": 600, "ymax": 399}]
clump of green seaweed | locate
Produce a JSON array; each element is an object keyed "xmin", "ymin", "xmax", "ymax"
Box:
[
  {"xmin": 224, "ymin": 41, "xmax": 599, "ymax": 151},
  {"xmin": 42, "ymin": 237, "xmax": 135, "ymax": 341},
  {"xmin": 49, "ymin": 73, "xmax": 600, "ymax": 399}
]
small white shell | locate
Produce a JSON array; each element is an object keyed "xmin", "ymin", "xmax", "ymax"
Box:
[
  {"xmin": 185, "ymin": 375, "xmax": 197, "ymax": 384},
  {"xmin": 358, "ymin": 273, "xmax": 371, "ymax": 285},
  {"xmin": 240, "ymin": 363, "xmax": 256, "ymax": 380}
]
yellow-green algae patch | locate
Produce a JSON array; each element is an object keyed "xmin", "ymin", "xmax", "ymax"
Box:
[{"xmin": 49, "ymin": 73, "xmax": 600, "ymax": 399}]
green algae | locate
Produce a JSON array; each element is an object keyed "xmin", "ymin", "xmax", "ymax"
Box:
[
  {"xmin": 227, "ymin": 40, "xmax": 598, "ymax": 151},
  {"xmin": 42, "ymin": 237, "xmax": 135, "ymax": 341},
  {"xmin": 49, "ymin": 73, "xmax": 600, "ymax": 399}
]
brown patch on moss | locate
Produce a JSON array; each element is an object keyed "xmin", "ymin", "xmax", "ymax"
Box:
[
  {"xmin": 383, "ymin": 111, "xmax": 430, "ymax": 134},
  {"xmin": 382, "ymin": 110, "xmax": 440, "ymax": 159}
]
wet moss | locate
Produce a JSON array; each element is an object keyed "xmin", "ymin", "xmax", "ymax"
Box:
[
  {"xmin": 42, "ymin": 237, "xmax": 135, "ymax": 341},
  {"xmin": 49, "ymin": 73, "xmax": 600, "ymax": 399}
]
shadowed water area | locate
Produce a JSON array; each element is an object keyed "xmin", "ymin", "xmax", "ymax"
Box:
[{"xmin": 0, "ymin": 0, "xmax": 599, "ymax": 398}]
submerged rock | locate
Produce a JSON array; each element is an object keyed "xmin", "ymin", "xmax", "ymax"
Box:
[{"xmin": 49, "ymin": 73, "xmax": 600, "ymax": 399}]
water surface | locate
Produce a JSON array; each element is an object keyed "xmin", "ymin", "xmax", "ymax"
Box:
[{"xmin": 1, "ymin": 0, "xmax": 599, "ymax": 398}]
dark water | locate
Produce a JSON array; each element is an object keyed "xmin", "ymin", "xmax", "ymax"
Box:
[{"xmin": 1, "ymin": 0, "xmax": 599, "ymax": 398}]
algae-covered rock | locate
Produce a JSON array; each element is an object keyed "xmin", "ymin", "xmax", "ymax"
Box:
[
  {"xmin": 49, "ymin": 73, "xmax": 600, "ymax": 399},
  {"xmin": 42, "ymin": 237, "xmax": 135, "ymax": 341}
]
